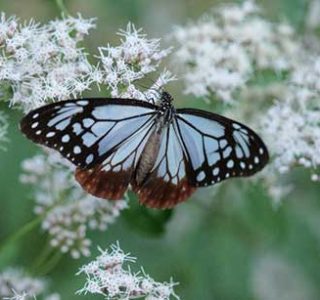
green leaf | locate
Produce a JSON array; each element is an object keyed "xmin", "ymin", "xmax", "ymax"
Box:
[{"xmin": 122, "ymin": 192, "xmax": 174, "ymax": 236}]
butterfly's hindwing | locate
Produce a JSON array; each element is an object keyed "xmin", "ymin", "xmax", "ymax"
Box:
[
  {"xmin": 176, "ymin": 108, "xmax": 269, "ymax": 187},
  {"xmin": 132, "ymin": 122, "xmax": 196, "ymax": 208},
  {"xmin": 75, "ymin": 115, "xmax": 155, "ymax": 200},
  {"xmin": 20, "ymin": 98, "xmax": 157, "ymax": 168}
]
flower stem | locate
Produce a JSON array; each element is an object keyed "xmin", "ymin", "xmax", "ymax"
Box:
[
  {"xmin": 31, "ymin": 241, "xmax": 54, "ymax": 274},
  {"xmin": 36, "ymin": 250, "xmax": 63, "ymax": 276},
  {"xmin": 0, "ymin": 216, "xmax": 42, "ymax": 256},
  {"xmin": 55, "ymin": 0, "xmax": 70, "ymax": 15}
]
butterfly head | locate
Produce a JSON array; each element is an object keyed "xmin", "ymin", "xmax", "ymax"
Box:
[{"xmin": 161, "ymin": 91, "xmax": 174, "ymax": 104}]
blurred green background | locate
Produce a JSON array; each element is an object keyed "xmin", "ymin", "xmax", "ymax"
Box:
[{"xmin": 1, "ymin": 0, "xmax": 320, "ymax": 299}]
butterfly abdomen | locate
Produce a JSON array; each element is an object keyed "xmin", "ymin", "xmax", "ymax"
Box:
[{"xmin": 134, "ymin": 128, "xmax": 162, "ymax": 186}]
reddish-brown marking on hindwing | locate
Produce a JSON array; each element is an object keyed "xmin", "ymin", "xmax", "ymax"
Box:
[
  {"xmin": 75, "ymin": 165, "xmax": 132, "ymax": 200},
  {"xmin": 131, "ymin": 177, "xmax": 196, "ymax": 209}
]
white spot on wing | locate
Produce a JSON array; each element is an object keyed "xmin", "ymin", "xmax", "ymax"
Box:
[
  {"xmin": 46, "ymin": 132, "xmax": 55, "ymax": 138},
  {"xmin": 62, "ymin": 134, "xmax": 70, "ymax": 143},
  {"xmin": 213, "ymin": 167, "xmax": 219, "ymax": 176},
  {"xmin": 197, "ymin": 171, "xmax": 206, "ymax": 182},
  {"xmin": 86, "ymin": 154, "xmax": 94, "ymax": 164},
  {"xmin": 227, "ymin": 160, "xmax": 234, "ymax": 168},
  {"xmin": 73, "ymin": 146, "xmax": 81, "ymax": 154},
  {"xmin": 233, "ymin": 123, "xmax": 241, "ymax": 129}
]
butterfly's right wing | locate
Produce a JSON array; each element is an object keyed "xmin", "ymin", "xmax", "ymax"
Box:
[
  {"xmin": 21, "ymin": 98, "xmax": 158, "ymax": 199},
  {"xmin": 175, "ymin": 108, "xmax": 269, "ymax": 187}
]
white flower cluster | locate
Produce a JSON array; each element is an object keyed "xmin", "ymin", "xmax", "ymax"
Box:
[
  {"xmin": 172, "ymin": 0, "xmax": 298, "ymax": 102},
  {"xmin": 20, "ymin": 152, "xmax": 128, "ymax": 259},
  {"xmin": 95, "ymin": 22, "xmax": 174, "ymax": 101},
  {"xmin": 0, "ymin": 12, "xmax": 95, "ymax": 112},
  {"xmin": 291, "ymin": 56, "xmax": 320, "ymax": 98},
  {"xmin": 0, "ymin": 268, "xmax": 60, "ymax": 300},
  {"xmin": 77, "ymin": 243, "xmax": 180, "ymax": 300},
  {"xmin": 261, "ymin": 58, "xmax": 320, "ymax": 182}
]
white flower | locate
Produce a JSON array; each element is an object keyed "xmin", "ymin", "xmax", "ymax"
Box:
[
  {"xmin": 0, "ymin": 13, "xmax": 95, "ymax": 112},
  {"xmin": 96, "ymin": 22, "xmax": 174, "ymax": 101},
  {"xmin": 256, "ymin": 50, "xmax": 320, "ymax": 202},
  {"xmin": 172, "ymin": 0, "xmax": 298, "ymax": 102},
  {"xmin": 20, "ymin": 151, "xmax": 128, "ymax": 259},
  {"xmin": 261, "ymin": 56, "xmax": 320, "ymax": 178},
  {"xmin": 77, "ymin": 243, "xmax": 180, "ymax": 300},
  {"xmin": 291, "ymin": 55, "xmax": 320, "ymax": 97},
  {"xmin": 0, "ymin": 268, "xmax": 60, "ymax": 300}
]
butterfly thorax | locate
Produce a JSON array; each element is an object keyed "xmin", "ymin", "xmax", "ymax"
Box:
[{"xmin": 157, "ymin": 91, "xmax": 175, "ymax": 126}]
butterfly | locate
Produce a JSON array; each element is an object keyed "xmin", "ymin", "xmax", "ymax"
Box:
[{"xmin": 20, "ymin": 91, "xmax": 269, "ymax": 209}]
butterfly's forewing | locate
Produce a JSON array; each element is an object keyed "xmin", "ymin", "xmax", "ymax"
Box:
[
  {"xmin": 21, "ymin": 98, "xmax": 158, "ymax": 200},
  {"xmin": 20, "ymin": 98, "xmax": 157, "ymax": 167},
  {"xmin": 176, "ymin": 108, "xmax": 269, "ymax": 187},
  {"xmin": 131, "ymin": 122, "xmax": 196, "ymax": 209}
]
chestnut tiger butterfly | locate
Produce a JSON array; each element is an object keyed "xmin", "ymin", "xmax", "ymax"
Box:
[{"xmin": 20, "ymin": 91, "xmax": 269, "ymax": 209}]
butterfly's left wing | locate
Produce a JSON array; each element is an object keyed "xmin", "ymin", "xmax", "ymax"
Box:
[
  {"xmin": 20, "ymin": 98, "xmax": 158, "ymax": 200},
  {"xmin": 175, "ymin": 108, "xmax": 269, "ymax": 187}
]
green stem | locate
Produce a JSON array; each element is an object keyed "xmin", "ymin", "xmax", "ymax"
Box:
[
  {"xmin": 31, "ymin": 241, "xmax": 54, "ymax": 274},
  {"xmin": 36, "ymin": 250, "xmax": 63, "ymax": 276},
  {"xmin": 0, "ymin": 215, "xmax": 42, "ymax": 255},
  {"xmin": 55, "ymin": 0, "xmax": 70, "ymax": 15}
]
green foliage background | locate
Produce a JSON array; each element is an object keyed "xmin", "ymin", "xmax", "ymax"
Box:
[{"xmin": 0, "ymin": 0, "xmax": 320, "ymax": 299}]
